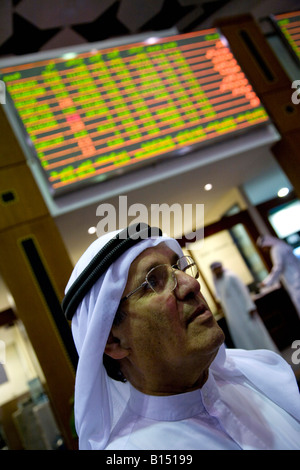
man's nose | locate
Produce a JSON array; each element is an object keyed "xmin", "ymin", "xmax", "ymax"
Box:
[{"xmin": 174, "ymin": 270, "xmax": 200, "ymax": 299}]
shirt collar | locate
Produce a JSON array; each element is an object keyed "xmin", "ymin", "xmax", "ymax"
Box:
[{"xmin": 128, "ymin": 372, "xmax": 220, "ymax": 421}]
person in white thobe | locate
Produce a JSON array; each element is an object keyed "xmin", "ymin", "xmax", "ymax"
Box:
[
  {"xmin": 210, "ymin": 262, "xmax": 278, "ymax": 351},
  {"xmin": 62, "ymin": 225, "xmax": 300, "ymax": 450},
  {"xmin": 257, "ymin": 235, "xmax": 300, "ymax": 318}
]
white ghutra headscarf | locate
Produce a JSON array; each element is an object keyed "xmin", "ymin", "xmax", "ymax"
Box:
[{"xmin": 65, "ymin": 228, "xmax": 300, "ymax": 450}]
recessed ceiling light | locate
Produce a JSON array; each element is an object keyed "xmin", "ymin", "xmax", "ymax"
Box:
[
  {"xmin": 61, "ymin": 52, "xmax": 77, "ymax": 60},
  {"xmin": 204, "ymin": 183, "xmax": 213, "ymax": 191},
  {"xmin": 88, "ymin": 226, "xmax": 97, "ymax": 234},
  {"xmin": 277, "ymin": 187, "xmax": 289, "ymax": 198},
  {"xmin": 145, "ymin": 37, "xmax": 159, "ymax": 45}
]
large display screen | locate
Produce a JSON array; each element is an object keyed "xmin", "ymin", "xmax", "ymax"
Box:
[
  {"xmin": 272, "ymin": 10, "xmax": 300, "ymax": 63},
  {"xmin": 0, "ymin": 29, "xmax": 269, "ymax": 197}
]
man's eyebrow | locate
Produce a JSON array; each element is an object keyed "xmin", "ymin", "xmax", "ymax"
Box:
[
  {"xmin": 138, "ymin": 252, "xmax": 179, "ymax": 278},
  {"xmin": 137, "ymin": 261, "xmax": 157, "ymax": 280}
]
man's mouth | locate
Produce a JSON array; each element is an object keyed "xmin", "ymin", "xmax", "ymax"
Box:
[{"xmin": 187, "ymin": 304, "xmax": 211, "ymax": 324}]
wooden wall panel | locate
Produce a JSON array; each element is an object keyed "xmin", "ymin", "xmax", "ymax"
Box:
[
  {"xmin": 0, "ymin": 105, "xmax": 77, "ymax": 449},
  {"xmin": 0, "ymin": 162, "xmax": 48, "ymax": 230},
  {"xmin": 272, "ymin": 132, "xmax": 300, "ymax": 196},
  {"xmin": 0, "ymin": 107, "xmax": 26, "ymax": 168},
  {"xmin": 214, "ymin": 14, "xmax": 291, "ymax": 93}
]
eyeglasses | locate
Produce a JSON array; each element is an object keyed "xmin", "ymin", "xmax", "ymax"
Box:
[{"xmin": 121, "ymin": 255, "xmax": 199, "ymax": 301}]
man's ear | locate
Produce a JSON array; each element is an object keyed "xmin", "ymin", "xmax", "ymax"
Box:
[{"xmin": 104, "ymin": 331, "xmax": 129, "ymax": 360}]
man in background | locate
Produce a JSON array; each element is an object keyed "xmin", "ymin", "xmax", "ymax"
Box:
[
  {"xmin": 257, "ymin": 235, "xmax": 300, "ymax": 318},
  {"xmin": 210, "ymin": 261, "xmax": 278, "ymax": 351}
]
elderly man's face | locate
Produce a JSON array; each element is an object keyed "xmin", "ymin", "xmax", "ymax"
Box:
[{"xmin": 110, "ymin": 243, "xmax": 224, "ymax": 394}]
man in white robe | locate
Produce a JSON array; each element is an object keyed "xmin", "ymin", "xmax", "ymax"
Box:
[
  {"xmin": 210, "ymin": 262, "xmax": 278, "ymax": 351},
  {"xmin": 257, "ymin": 235, "xmax": 300, "ymax": 318},
  {"xmin": 63, "ymin": 224, "xmax": 300, "ymax": 450}
]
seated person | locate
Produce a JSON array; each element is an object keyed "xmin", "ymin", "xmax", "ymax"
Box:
[{"xmin": 63, "ymin": 224, "xmax": 300, "ymax": 450}]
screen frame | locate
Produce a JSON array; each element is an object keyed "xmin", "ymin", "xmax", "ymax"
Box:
[
  {"xmin": 270, "ymin": 10, "xmax": 300, "ymax": 66},
  {"xmin": 0, "ymin": 28, "xmax": 276, "ymax": 216}
]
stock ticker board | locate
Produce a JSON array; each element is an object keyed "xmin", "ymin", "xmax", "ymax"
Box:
[
  {"xmin": 0, "ymin": 29, "xmax": 269, "ymax": 197},
  {"xmin": 272, "ymin": 10, "xmax": 300, "ymax": 63}
]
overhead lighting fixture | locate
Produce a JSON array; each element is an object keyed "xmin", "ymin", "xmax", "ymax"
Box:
[
  {"xmin": 61, "ymin": 52, "xmax": 77, "ymax": 60},
  {"xmin": 277, "ymin": 187, "xmax": 289, "ymax": 198},
  {"xmin": 144, "ymin": 37, "xmax": 159, "ymax": 45},
  {"xmin": 204, "ymin": 183, "xmax": 213, "ymax": 191},
  {"xmin": 88, "ymin": 226, "xmax": 97, "ymax": 235}
]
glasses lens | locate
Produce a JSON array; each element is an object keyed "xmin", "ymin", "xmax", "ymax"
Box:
[
  {"xmin": 177, "ymin": 256, "xmax": 198, "ymax": 279},
  {"xmin": 146, "ymin": 265, "xmax": 176, "ymax": 294}
]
